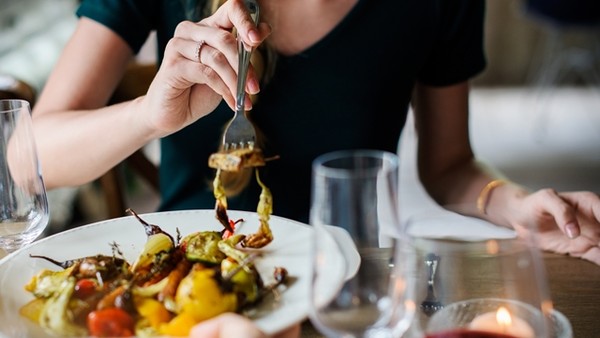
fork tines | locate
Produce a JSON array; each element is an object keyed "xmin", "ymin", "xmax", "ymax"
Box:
[{"xmin": 223, "ymin": 140, "xmax": 255, "ymax": 152}]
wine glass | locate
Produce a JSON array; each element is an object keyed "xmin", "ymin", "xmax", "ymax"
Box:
[
  {"xmin": 401, "ymin": 207, "xmax": 572, "ymax": 338},
  {"xmin": 0, "ymin": 99, "xmax": 49, "ymax": 256},
  {"xmin": 308, "ymin": 149, "xmax": 415, "ymax": 338}
]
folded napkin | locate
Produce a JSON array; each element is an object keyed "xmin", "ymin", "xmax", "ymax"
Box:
[{"xmin": 405, "ymin": 209, "xmax": 517, "ymax": 242}]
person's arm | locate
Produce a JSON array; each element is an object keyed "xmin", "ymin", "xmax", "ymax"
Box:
[
  {"xmin": 413, "ymin": 81, "xmax": 600, "ymax": 265},
  {"xmin": 412, "ymin": 81, "xmax": 509, "ymax": 214},
  {"xmin": 33, "ymin": 0, "xmax": 271, "ymax": 189},
  {"xmin": 33, "ymin": 18, "xmax": 152, "ymax": 189}
]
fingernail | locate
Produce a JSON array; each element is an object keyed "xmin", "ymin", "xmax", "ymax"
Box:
[
  {"xmin": 565, "ymin": 222, "xmax": 579, "ymax": 239},
  {"xmin": 245, "ymin": 96, "xmax": 253, "ymax": 110},
  {"xmin": 247, "ymin": 78, "xmax": 260, "ymax": 95},
  {"xmin": 249, "ymin": 29, "xmax": 260, "ymax": 43}
]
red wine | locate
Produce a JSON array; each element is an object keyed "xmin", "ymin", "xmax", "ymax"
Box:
[{"xmin": 426, "ymin": 329, "xmax": 519, "ymax": 338}]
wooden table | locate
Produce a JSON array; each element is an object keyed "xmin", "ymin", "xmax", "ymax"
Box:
[
  {"xmin": 543, "ymin": 253, "xmax": 600, "ymax": 338},
  {"xmin": 300, "ymin": 253, "xmax": 600, "ymax": 337}
]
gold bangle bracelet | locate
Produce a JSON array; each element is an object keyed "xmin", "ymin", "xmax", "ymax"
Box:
[{"xmin": 477, "ymin": 179, "xmax": 508, "ymax": 215}]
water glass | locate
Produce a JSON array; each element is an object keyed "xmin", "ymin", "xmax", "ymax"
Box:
[
  {"xmin": 308, "ymin": 149, "xmax": 414, "ymax": 338},
  {"xmin": 0, "ymin": 99, "xmax": 48, "ymax": 254}
]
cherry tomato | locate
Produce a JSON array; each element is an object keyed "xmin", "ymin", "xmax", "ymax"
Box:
[
  {"xmin": 74, "ymin": 279, "xmax": 97, "ymax": 299},
  {"xmin": 87, "ymin": 308, "xmax": 135, "ymax": 337}
]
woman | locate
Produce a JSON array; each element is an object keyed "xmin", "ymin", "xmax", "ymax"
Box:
[
  {"xmin": 30, "ymin": 0, "xmax": 600, "ymax": 335},
  {"xmin": 33, "ymin": 0, "xmax": 600, "ymax": 289}
]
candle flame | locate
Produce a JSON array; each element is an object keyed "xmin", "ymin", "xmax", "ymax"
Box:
[{"xmin": 496, "ymin": 306, "xmax": 513, "ymax": 327}]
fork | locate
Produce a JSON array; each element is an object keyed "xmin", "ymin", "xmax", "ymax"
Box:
[
  {"xmin": 221, "ymin": 0, "xmax": 260, "ymax": 151},
  {"xmin": 420, "ymin": 253, "xmax": 444, "ymax": 317}
]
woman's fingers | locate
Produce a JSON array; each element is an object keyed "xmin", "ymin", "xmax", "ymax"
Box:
[
  {"xmin": 174, "ymin": 21, "xmax": 239, "ymax": 67},
  {"xmin": 202, "ymin": 0, "xmax": 268, "ymax": 46},
  {"xmin": 148, "ymin": 0, "xmax": 271, "ymax": 127},
  {"xmin": 170, "ymin": 16, "xmax": 267, "ymax": 110},
  {"xmin": 560, "ymin": 191, "xmax": 600, "ymax": 224},
  {"xmin": 530, "ymin": 189, "xmax": 581, "ymax": 238}
]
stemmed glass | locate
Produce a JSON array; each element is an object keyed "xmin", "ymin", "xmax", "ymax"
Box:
[
  {"xmin": 308, "ymin": 149, "xmax": 414, "ymax": 338},
  {"xmin": 401, "ymin": 208, "xmax": 572, "ymax": 338},
  {"xmin": 0, "ymin": 99, "xmax": 49, "ymax": 256}
]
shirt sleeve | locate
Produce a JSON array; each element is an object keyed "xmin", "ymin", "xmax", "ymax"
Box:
[
  {"xmin": 76, "ymin": 0, "xmax": 158, "ymax": 54},
  {"xmin": 418, "ymin": 0, "xmax": 487, "ymax": 86}
]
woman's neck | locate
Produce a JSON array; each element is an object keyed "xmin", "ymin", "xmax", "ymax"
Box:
[{"xmin": 261, "ymin": 0, "xmax": 358, "ymax": 55}]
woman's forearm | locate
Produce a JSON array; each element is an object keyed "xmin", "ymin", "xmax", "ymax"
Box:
[
  {"xmin": 424, "ymin": 159, "xmax": 530, "ymax": 230},
  {"xmin": 33, "ymin": 97, "xmax": 157, "ymax": 189},
  {"xmin": 413, "ymin": 81, "xmax": 530, "ymax": 230}
]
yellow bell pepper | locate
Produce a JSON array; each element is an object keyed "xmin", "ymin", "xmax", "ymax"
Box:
[
  {"xmin": 159, "ymin": 311, "xmax": 197, "ymax": 336},
  {"xmin": 175, "ymin": 266, "xmax": 237, "ymax": 321},
  {"xmin": 135, "ymin": 297, "xmax": 172, "ymax": 329},
  {"xmin": 159, "ymin": 265, "xmax": 237, "ymax": 336}
]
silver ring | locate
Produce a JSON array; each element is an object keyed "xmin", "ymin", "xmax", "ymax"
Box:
[{"xmin": 195, "ymin": 40, "xmax": 205, "ymax": 62}]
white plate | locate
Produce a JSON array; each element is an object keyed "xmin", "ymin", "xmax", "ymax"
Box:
[{"xmin": 0, "ymin": 209, "xmax": 320, "ymax": 337}]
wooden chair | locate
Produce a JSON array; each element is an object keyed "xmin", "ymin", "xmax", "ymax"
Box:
[
  {"xmin": 100, "ymin": 62, "xmax": 160, "ymax": 218},
  {"xmin": 0, "ymin": 74, "xmax": 36, "ymax": 104}
]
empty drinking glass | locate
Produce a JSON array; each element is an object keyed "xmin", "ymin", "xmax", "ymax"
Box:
[
  {"xmin": 0, "ymin": 99, "xmax": 49, "ymax": 255},
  {"xmin": 308, "ymin": 149, "xmax": 414, "ymax": 338}
]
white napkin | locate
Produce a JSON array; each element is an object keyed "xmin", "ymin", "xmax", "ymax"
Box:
[{"xmin": 405, "ymin": 209, "xmax": 517, "ymax": 242}]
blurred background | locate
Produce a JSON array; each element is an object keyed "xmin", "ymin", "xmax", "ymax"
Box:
[{"xmin": 1, "ymin": 0, "xmax": 599, "ymax": 233}]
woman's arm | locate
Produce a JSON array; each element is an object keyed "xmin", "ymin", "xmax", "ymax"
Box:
[
  {"xmin": 413, "ymin": 81, "xmax": 600, "ymax": 265},
  {"xmin": 33, "ymin": 18, "xmax": 155, "ymax": 188},
  {"xmin": 412, "ymin": 81, "xmax": 509, "ymax": 215}
]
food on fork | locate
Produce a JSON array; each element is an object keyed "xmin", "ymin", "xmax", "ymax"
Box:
[
  {"xmin": 208, "ymin": 147, "xmax": 266, "ymax": 172},
  {"xmin": 210, "ymin": 146, "xmax": 275, "ymax": 249},
  {"xmin": 19, "ymin": 209, "xmax": 288, "ymax": 337}
]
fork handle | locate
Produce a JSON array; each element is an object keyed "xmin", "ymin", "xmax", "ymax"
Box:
[
  {"xmin": 235, "ymin": 0, "xmax": 260, "ymax": 113},
  {"xmin": 425, "ymin": 253, "xmax": 440, "ymax": 286}
]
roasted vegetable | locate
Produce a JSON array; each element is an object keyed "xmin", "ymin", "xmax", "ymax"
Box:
[
  {"xmin": 38, "ymin": 277, "xmax": 88, "ymax": 336},
  {"xmin": 243, "ymin": 170, "xmax": 273, "ymax": 248},
  {"xmin": 208, "ymin": 147, "xmax": 266, "ymax": 172},
  {"xmin": 182, "ymin": 231, "xmax": 226, "ymax": 264},
  {"xmin": 24, "ymin": 266, "xmax": 75, "ymax": 298},
  {"xmin": 213, "ymin": 168, "xmax": 274, "ymax": 249},
  {"xmin": 173, "ymin": 265, "xmax": 237, "ymax": 320}
]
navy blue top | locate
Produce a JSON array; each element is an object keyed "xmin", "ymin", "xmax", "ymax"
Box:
[{"xmin": 77, "ymin": 0, "xmax": 486, "ymax": 223}]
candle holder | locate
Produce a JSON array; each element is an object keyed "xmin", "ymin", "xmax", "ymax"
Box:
[
  {"xmin": 427, "ymin": 298, "xmax": 572, "ymax": 338},
  {"xmin": 399, "ymin": 208, "xmax": 570, "ymax": 338}
]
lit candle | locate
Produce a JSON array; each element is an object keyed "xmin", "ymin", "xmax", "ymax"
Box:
[{"xmin": 468, "ymin": 306, "xmax": 535, "ymax": 338}]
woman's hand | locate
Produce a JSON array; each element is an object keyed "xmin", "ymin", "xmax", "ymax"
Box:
[
  {"xmin": 190, "ymin": 313, "xmax": 300, "ymax": 338},
  {"xmin": 141, "ymin": 0, "xmax": 271, "ymax": 137},
  {"xmin": 511, "ymin": 189, "xmax": 600, "ymax": 265}
]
